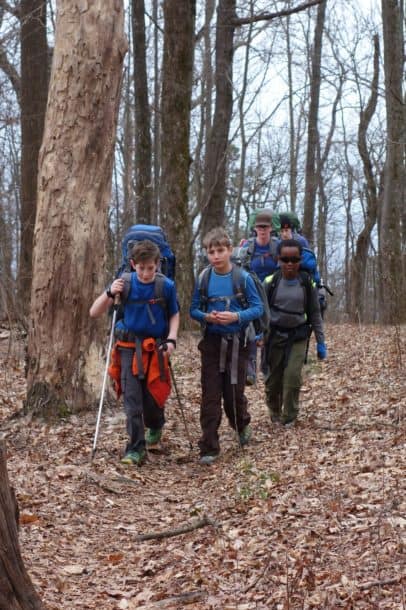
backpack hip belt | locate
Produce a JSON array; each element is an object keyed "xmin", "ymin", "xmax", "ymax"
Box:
[{"xmin": 219, "ymin": 334, "xmax": 240, "ymax": 386}]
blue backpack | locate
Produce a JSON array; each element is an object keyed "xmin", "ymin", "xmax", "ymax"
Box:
[
  {"xmin": 117, "ymin": 224, "xmax": 176, "ymax": 279},
  {"xmin": 300, "ymin": 247, "xmax": 321, "ymax": 286}
]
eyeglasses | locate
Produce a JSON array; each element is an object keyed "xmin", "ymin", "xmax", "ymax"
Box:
[
  {"xmin": 279, "ymin": 256, "xmax": 301, "ymax": 263},
  {"xmin": 255, "ymin": 224, "xmax": 270, "ymax": 229}
]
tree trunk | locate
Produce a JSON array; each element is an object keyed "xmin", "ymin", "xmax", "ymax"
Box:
[
  {"xmin": 302, "ymin": 0, "xmax": 326, "ymax": 245},
  {"xmin": 380, "ymin": 0, "xmax": 405, "ymax": 323},
  {"xmin": 201, "ymin": 0, "xmax": 236, "ymax": 238},
  {"xmin": 350, "ymin": 34, "xmax": 380, "ymax": 322},
  {"xmin": 160, "ymin": 0, "xmax": 195, "ymax": 322},
  {"xmin": 19, "ymin": 0, "xmax": 49, "ymax": 316},
  {"xmin": 132, "ymin": 0, "xmax": 153, "ymax": 222},
  {"xmin": 152, "ymin": 0, "xmax": 161, "ymax": 219},
  {"xmin": 26, "ymin": 1, "xmax": 127, "ymax": 415},
  {"xmin": 0, "ymin": 441, "xmax": 44, "ymax": 609}
]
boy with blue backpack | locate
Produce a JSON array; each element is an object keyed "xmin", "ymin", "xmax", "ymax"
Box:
[
  {"xmin": 190, "ymin": 227, "xmax": 264, "ymax": 465},
  {"xmin": 90, "ymin": 239, "xmax": 179, "ymax": 465}
]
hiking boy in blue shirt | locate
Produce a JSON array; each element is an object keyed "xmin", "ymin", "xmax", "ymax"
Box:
[
  {"xmin": 263, "ymin": 239, "xmax": 326, "ymax": 425},
  {"xmin": 190, "ymin": 227, "xmax": 263, "ymax": 465},
  {"xmin": 90, "ymin": 240, "xmax": 179, "ymax": 465}
]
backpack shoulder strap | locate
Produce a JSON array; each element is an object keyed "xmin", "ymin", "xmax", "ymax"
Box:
[
  {"xmin": 264, "ymin": 269, "xmax": 282, "ymax": 306},
  {"xmin": 121, "ymin": 271, "xmax": 132, "ymax": 304},
  {"xmin": 198, "ymin": 266, "xmax": 212, "ymax": 311},
  {"xmin": 231, "ymin": 264, "xmax": 247, "ymax": 306},
  {"xmin": 298, "ymin": 270, "xmax": 314, "ymax": 319}
]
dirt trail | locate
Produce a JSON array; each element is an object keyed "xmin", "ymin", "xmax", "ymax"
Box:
[{"xmin": 0, "ymin": 324, "xmax": 404, "ymax": 609}]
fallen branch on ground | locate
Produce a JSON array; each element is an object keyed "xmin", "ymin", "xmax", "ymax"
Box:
[
  {"xmin": 135, "ymin": 514, "xmax": 217, "ymax": 541},
  {"xmin": 358, "ymin": 576, "xmax": 403, "ymax": 591}
]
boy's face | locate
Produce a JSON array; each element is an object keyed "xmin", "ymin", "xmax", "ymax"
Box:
[
  {"xmin": 255, "ymin": 223, "xmax": 271, "ymax": 240},
  {"xmin": 206, "ymin": 244, "xmax": 233, "ymax": 273},
  {"xmin": 279, "ymin": 246, "xmax": 301, "ymax": 280},
  {"xmin": 131, "ymin": 259, "xmax": 159, "ymax": 283},
  {"xmin": 280, "ymin": 226, "xmax": 293, "ymax": 240}
]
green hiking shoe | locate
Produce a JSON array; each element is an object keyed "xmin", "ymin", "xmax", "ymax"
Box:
[
  {"xmin": 145, "ymin": 428, "xmax": 162, "ymax": 446},
  {"xmin": 239, "ymin": 425, "xmax": 252, "ymax": 446},
  {"xmin": 121, "ymin": 449, "xmax": 146, "ymax": 466}
]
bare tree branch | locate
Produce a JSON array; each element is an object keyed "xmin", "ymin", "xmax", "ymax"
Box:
[
  {"xmin": 0, "ymin": 45, "xmax": 20, "ymax": 101},
  {"xmin": 232, "ymin": 0, "xmax": 325, "ymax": 27},
  {"xmin": 0, "ymin": 0, "xmax": 20, "ymax": 19}
]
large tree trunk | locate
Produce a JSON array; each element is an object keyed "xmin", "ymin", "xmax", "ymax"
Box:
[
  {"xmin": 18, "ymin": 0, "xmax": 49, "ymax": 316},
  {"xmin": 380, "ymin": 0, "xmax": 405, "ymax": 323},
  {"xmin": 201, "ymin": 0, "xmax": 236, "ymax": 238},
  {"xmin": 302, "ymin": 0, "xmax": 326, "ymax": 245},
  {"xmin": 0, "ymin": 442, "xmax": 44, "ymax": 609},
  {"xmin": 160, "ymin": 0, "xmax": 195, "ymax": 322},
  {"xmin": 26, "ymin": 1, "xmax": 127, "ymax": 414},
  {"xmin": 132, "ymin": 0, "xmax": 153, "ymax": 222}
]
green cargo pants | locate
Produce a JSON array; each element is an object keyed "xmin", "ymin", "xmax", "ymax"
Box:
[{"xmin": 264, "ymin": 335, "xmax": 307, "ymax": 423}]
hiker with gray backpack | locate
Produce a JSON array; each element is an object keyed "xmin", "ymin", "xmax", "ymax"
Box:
[
  {"xmin": 190, "ymin": 227, "xmax": 264, "ymax": 465},
  {"xmin": 263, "ymin": 239, "xmax": 327, "ymax": 426},
  {"xmin": 90, "ymin": 237, "xmax": 179, "ymax": 466}
]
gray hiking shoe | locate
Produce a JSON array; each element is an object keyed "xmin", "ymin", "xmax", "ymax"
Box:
[
  {"xmin": 280, "ymin": 415, "xmax": 297, "ymax": 427},
  {"xmin": 199, "ymin": 454, "xmax": 219, "ymax": 466}
]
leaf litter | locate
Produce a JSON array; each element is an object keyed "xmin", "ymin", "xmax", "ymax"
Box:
[{"xmin": 0, "ymin": 323, "xmax": 405, "ymax": 609}]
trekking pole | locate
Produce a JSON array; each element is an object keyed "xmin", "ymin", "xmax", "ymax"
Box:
[
  {"xmin": 168, "ymin": 360, "xmax": 193, "ymax": 450},
  {"xmin": 91, "ymin": 295, "xmax": 120, "ymax": 461},
  {"xmin": 231, "ymin": 384, "xmax": 243, "ymax": 450}
]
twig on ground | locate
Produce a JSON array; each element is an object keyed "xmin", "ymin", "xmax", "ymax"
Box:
[
  {"xmin": 358, "ymin": 576, "xmax": 403, "ymax": 591},
  {"xmin": 135, "ymin": 513, "xmax": 217, "ymax": 541},
  {"xmin": 147, "ymin": 589, "xmax": 207, "ymax": 607}
]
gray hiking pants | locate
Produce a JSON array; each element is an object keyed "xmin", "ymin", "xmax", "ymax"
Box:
[{"xmin": 119, "ymin": 348, "xmax": 165, "ymax": 453}]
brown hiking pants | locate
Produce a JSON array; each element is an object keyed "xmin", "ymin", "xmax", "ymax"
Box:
[{"xmin": 198, "ymin": 333, "xmax": 251, "ymax": 456}]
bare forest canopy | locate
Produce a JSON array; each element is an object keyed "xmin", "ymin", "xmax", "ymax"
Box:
[{"xmin": 0, "ymin": 0, "xmax": 404, "ymax": 331}]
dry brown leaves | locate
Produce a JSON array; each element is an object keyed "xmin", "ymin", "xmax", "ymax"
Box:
[{"xmin": 0, "ymin": 324, "xmax": 405, "ymax": 609}]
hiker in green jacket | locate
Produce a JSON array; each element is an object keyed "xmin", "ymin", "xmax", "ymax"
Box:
[{"xmin": 263, "ymin": 239, "xmax": 327, "ymax": 425}]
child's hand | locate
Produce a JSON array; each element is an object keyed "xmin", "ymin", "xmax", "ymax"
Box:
[
  {"xmin": 110, "ymin": 278, "xmax": 124, "ymax": 295},
  {"xmin": 209, "ymin": 310, "xmax": 239, "ymax": 325}
]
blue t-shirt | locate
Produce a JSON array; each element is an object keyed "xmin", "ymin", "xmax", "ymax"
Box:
[
  {"xmin": 190, "ymin": 267, "xmax": 263, "ymax": 336},
  {"xmin": 116, "ymin": 273, "xmax": 178, "ymax": 339}
]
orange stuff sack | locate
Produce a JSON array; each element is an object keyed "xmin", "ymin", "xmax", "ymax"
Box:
[
  {"xmin": 108, "ymin": 345, "xmax": 122, "ymax": 398},
  {"xmin": 132, "ymin": 338, "xmax": 171, "ymax": 408}
]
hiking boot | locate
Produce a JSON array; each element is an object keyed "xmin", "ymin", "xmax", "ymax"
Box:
[
  {"xmin": 246, "ymin": 375, "xmax": 256, "ymax": 387},
  {"xmin": 121, "ymin": 449, "xmax": 146, "ymax": 466},
  {"xmin": 145, "ymin": 428, "xmax": 162, "ymax": 446},
  {"xmin": 268, "ymin": 408, "xmax": 281, "ymax": 423},
  {"xmin": 280, "ymin": 415, "xmax": 297, "ymax": 427},
  {"xmin": 199, "ymin": 454, "xmax": 219, "ymax": 466},
  {"xmin": 239, "ymin": 425, "xmax": 252, "ymax": 446}
]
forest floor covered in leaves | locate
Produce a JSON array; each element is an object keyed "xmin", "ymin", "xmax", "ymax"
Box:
[{"xmin": 0, "ymin": 324, "xmax": 405, "ymax": 609}]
